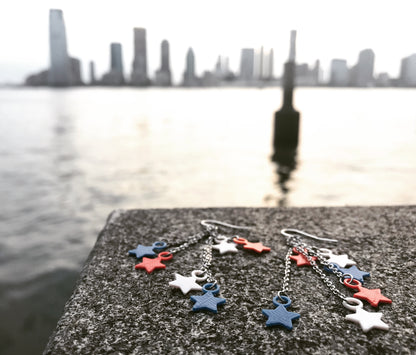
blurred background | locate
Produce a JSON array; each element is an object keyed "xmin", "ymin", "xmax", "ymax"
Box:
[{"xmin": 1, "ymin": 1, "xmax": 416, "ymax": 354}]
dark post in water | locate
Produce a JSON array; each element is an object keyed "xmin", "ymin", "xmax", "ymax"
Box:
[{"xmin": 273, "ymin": 30, "xmax": 300, "ymax": 151}]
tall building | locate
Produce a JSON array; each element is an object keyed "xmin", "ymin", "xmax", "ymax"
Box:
[
  {"xmin": 102, "ymin": 43, "xmax": 124, "ymax": 85},
  {"xmin": 111, "ymin": 43, "xmax": 124, "ymax": 75},
  {"xmin": 258, "ymin": 46, "xmax": 264, "ymax": 79},
  {"xmin": 353, "ymin": 49, "xmax": 375, "ymax": 87},
  {"xmin": 154, "ymin": 40, "xmax": 172, "ymax": 86},
  {"xmin": 89, "ymin": 61, "xmax": 96, "ymax": 85},
  {"xmin": 312, "ymin": 59, "xmax": 320, "ymax": 85},
  {"xmin": 182, "ymin": 48, "xmax": 199, "ymax": 86},
  {"xmin": 69, "ymin": 57, "xmax": 83, "ymax": 85},
  {"xmin": 329, "ymin": 59, "xmax": 349, "ymax": 86},
  {"xmin": 48, "ymin": 9, "xmax": 71, "ymax": 86},
  {"xmin": 289, "ymin": 30, "xmax": 296, "ymax": 62},
  {"xmin": 268, "ymin": 49, "xmax": 274, "ymax": 80},
  {"xmin": 131, "ymin": 28, "xmax": 149, "ymax": 86},
  {"xmin": 239, "ymin": 48, "xmax": 254, "ymax": 81},
  {"xmin": 399, "ymin": 54, "xmax": 416, "ymax": 86}
]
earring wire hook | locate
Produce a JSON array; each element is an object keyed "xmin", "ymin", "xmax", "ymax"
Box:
[
  {"xmin": 200, "ymin": 219, "xmax": 255, "ymax": 230},
  {"xmin": 281, "ymin": 228, "xmax": 338, "ymax": 243}
]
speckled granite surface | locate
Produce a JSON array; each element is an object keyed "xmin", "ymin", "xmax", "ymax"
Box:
[{"xmin": 44, "ymin": 206, "xmax": 416, "ymax": 354}]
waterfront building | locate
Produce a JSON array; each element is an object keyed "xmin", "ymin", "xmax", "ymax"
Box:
[
  {"xmin": 48, "ymin": 9, "xmax": 71, "ymax": 86},
  {"xmin": 399, "ymin": 54, "xmax": 416, "ymax": 86},
  {"xmin": 239, "ymin": 48, "xmax": 254, "ymax": 81},
  {"xmin": 268, "ymin": 49, "xmax": 274, "ymax": 80},
  {"xmin": 257, "ymin": 46, "xmax": 264, "ymax": 79},
  {"xmin": 102, "ymin": 43, "xmax": 124, "ymax": 85},
  {"xmin": 154, "ymin": 40, "xmax": 172, "ymax": 86},
  {"xmin": 312, "ymin": 59, "xmax": 320, "ymax": 85},
  {"xmin": 261, "ymin": 48, "xmax": 274, "ymax": 80},
  {"xmin": 89, "ymin": 61, "xmax": 96, "ymax": 85},
  {"xmin": 182, "ymin": 48, "xmax": 199, "ymax": 86},
  {"xmin": 375, "ymin": 72, "xmax": 391, "ymax": 87},
  {"xmin": 25, "ymin": 70, "xmax": 49, "ymax": 86},
  {"xmin": 329, "ymin": 59, "xmax": 349, "ymax": 86},
  {"xmin": 353, "ymin": 49, "xmax": 375, "ymax": 87},
  {"xmin": 131, "ymin": 28, "xmax": 149, "ymax": 86},
  {"xmin": 69, "ymin": 57, "xmax": 83, "ymax": 85}
]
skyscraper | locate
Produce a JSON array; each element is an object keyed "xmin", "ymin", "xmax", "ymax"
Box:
[
  {"xmin": 111, "ymin": 43, "xmax": 124, "ymax": 75},
  {"xmin": 131, "ymin": 28, "xmax": 149, "ymax": 86},
  {"xmin": 239, "ymin": 48, "xmax": 254, "ymax": 81},
  {"xmin": 154, "ymin": 40, "xmax": 172, "ymax": 86},
  {"xmin": 48, "ymin": 9, "xmax": 71, "ymax": 86},
  {"xmin": 329, "ymin": 59, "xmax": 349, "ymax": 86},
  {"xmin": 89, "ymin": 61, "xmax": 96, "ymax": 85},
  {"xmin": 354, "ymin": 49, "xmax": 375, "ymax": 87},
  {"xmin": 268, "ymin": 49, "xmax": 274, "ymax": 80},
  {"xmin": 183, "ymin": 48, "xmax": 198, "ymax": 86},
  {"xmin": 102, "ymin": 43, "xmax": 124, "ymax": 85},
  {"xmin": 69, "ymin": 57, "xmax": 83, "ymax": 85},
  {"xmin": 399, "ymin": 54, "xmax": 416, "ymax": 86}
]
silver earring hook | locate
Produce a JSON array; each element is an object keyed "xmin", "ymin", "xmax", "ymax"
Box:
[
  {"xmin": 281, "ymin": 228, "xmax": 338, "ymax": 243},
  {"xmin": 200, "ymin": 219, "xmax": 255, "ymax": 231}
]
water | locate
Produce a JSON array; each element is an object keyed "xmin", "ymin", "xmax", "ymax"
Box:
[{"xmin": 1, "ymin": 87, "xmax": 415, "ymax": 354}]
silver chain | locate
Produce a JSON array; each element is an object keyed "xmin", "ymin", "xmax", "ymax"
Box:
[
  {"xmin": 200, "ymin": 235, "xmax": 216, "ymax": 284},
  {"xmin": 277, "ymin": 247, "xmax": 294, "ymax": 298},
  {"xmin": 169, "ymin": 231, "xmax": 208, "ymax": 254},
  {"xmin": 287, "ymin": 236, "xmax": 348, "ymax": 300}
]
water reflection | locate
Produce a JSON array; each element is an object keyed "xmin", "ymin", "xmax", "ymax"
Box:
[{"xmin": 272, "ymin": 147, "xmax": 297, "ymax": 206}]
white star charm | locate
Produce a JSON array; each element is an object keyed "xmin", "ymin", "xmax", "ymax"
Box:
[
  {"xmin": 319, "ymin": 248, "xmax": 356, "ymax": 268},
  {"xmin": 343, "ymin": 297, "xmax": 389, "ymax": 332},
  {"xmin": 212, "ymin": 240, "xmax": 238, "ymax": 254},
  {"xmin": 169, "ymin": 270, "xmax": 207, "ymax": 295}
]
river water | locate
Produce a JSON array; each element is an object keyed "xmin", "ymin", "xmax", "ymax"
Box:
[{"xmin": 1, "ymin": 87, "xmax": 415, "ymax": 353}]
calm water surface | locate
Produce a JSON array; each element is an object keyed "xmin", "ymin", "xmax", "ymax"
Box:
[{"xmin": 1, "ymin": 87, "xmax": 415, "ymax": 353}]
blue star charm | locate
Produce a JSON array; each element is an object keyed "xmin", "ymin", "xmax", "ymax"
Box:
[
  {"xmin": 328, "ymin": 264, "xmax": 370, "ymax": 284},
  {"xmin": 128, "ymin": 241, "xmax": 167, "ymax": 259},
  {"xmin": 190, "ymin": 283, "xmax": 226, "ymax": 313},
  {"xmin": 262, "ymin": 296, "xmax": 300, "ymax": 330}
]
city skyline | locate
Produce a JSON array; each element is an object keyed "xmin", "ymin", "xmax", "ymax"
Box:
[
  {"xmin": 2, "ymin": 0, "xmax": 416, "ymax": 84},
  {"xmin": 25, "ymin": 9, "xmax": 416, "ymax": 88}
]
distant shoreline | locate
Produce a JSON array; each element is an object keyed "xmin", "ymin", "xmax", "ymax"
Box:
[{"xmin": 1, "ymin": 84, "xmax": 416, "ymax": 90}]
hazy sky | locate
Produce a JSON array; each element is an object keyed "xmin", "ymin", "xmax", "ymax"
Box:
[{"xmin": 1, "ymin": 0, "xmax": 416, "ymax": 83}]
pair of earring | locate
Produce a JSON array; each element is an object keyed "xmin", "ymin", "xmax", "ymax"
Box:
[
  {"xmin": 262, "ymin": 229, "xmax": 392, "ymax": 332},
  {"xmin": 128, "ymin": 219, "xmax": 271, "ymax": 313},
  {"xmin": 128, "ymin": 221, "xmax": 392, "ymax": 332}
]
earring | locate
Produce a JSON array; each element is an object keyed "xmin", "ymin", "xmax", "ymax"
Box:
[
  {"xmin": 262, "ymin": 229, "xmax": 391, "ymax": 332},
  {"xmin": 128, "ymin": 219, "xmax": 271, "ymax": 314}
]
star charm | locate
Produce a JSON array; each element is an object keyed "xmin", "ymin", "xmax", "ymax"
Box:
[
  {"xmin": 262, "ymin": 305, "xmax": 300, "ymax": 330},
  {"xmin": 354, "ymin": 287, "xmax": 392, "ymax": 307},
  {"xmin": 190, "ymin": 292, "xmax": 226, "ymax": 313},
  {"xmin": 169, "ymin": 273, "xmax": 203, "ymax": 294},
  {"xmin": 212, "ymin": 240, "xmax": 238, "ymax": 254},
  {"xmin": 325, "ymin": 253, "xmax": 356, "ymax": 268},
  {"xmin": 243, "ymin": 241, "xmax": 271, "ymax": 253},
  {"xmin": 233, "ymin": 237, "xmax": 271, "ymax": 253},
  {"xmin": 135, "ymin": 257, "xmax": 166, "ymax": 273},
  {"xmin": 345, "ymin": 307, "xmax": 389, "ymax": 332},
  {"xmin": 129, "ymin": 245, "xmax": 157, "ymax": 259},
  {"xmin": 290, "ymin": 248, "xmax": 317, "ymax": 266},
  {"xmin": 332, "ymin": 265, "xmax": 370, "ymax": 284}
]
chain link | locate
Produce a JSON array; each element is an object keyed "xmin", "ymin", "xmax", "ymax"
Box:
[
  {"xmin": 278, "ymin": 247, "xmax": 294, "ymax": 297},
  {"xmin": 200, "ymin": 235, "xmax": 216, "ymax": 284},
  {"xmin": 292, "ymin": 243, "xmax": 348, "ymax": 300},
  {"xmin": 168, "ymin": 231, "xmax": 208, "ymax": 254}
]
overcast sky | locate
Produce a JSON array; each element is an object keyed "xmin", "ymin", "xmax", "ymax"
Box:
[{"xmin": 1, "ymin": 0, "xmax": 415, "ymax": 83}]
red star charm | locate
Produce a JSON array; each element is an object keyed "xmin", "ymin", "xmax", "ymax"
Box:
[
  {"xmin": 233, "ymin": 237, "xmax": 271, "ymax": 253},
  {"xmin": 135, "ymin": 251, "xmax": 173, "ymax": 274},
  {"xmin": 344, "ymin": 279, "xmax": 392, "ymax": 307},
  {"xmin": 289, "ymin": 248, "xmax": 317, "ymax": 266}
]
